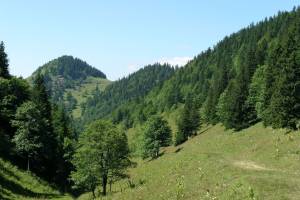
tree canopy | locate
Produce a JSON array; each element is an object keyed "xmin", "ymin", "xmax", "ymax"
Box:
[{"xmin": 71, "ymin": 120, "xmax": 131, "ymax": 197}]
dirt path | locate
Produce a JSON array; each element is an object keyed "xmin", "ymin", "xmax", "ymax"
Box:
[{"xmin": 233, "ymin": 160, "xmax": 275, "ymax": 171}]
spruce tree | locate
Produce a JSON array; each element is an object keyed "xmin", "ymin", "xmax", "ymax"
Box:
[
  {"xmin": 0, "ymin": 41, "xmax": 10, "ymax": 79},
  {"xmin": 263, "ymin": 21, "xmax": 300, "ymax": 129},
  {"xmin": 31, "ymin": 73, "xmax": 58, "ymax": 179},
  {"xmin": 176, "ymin": 94, "xmax": 200, "ymax": 144}
]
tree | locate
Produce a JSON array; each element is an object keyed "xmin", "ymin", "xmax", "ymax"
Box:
[
  {"xmin": 71, "ymin": 120, "xmax": 131, "ymax": 197},
  {"xmin": 0, "ymin": 41, "xmax": 10, "ymax": 79},
  {"xmin": 31, "ymin": 73, "xmax": 59, "ymax": 180},
  {"xmin": 142, "ymin": 116, "xmax": 172, "ymax": 159},
  {"xmin": 176, "ymin": 94, "xmax": 200, "ymax": 144},
  {"xmin": 12, "ymin": 101, "xmax": 43, "ymax": 171},
  {"xmin": 52, "ymin": 105, "xmax": 76, "ymax": 191},
  {"xmin": 0, "ymin": 77, "xmax": 30, "ymax": 156}
]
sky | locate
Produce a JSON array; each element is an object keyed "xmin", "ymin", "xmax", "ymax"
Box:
[{"xmin": 0, "ymin": 1, "xmax": 299, "ymax": 80}]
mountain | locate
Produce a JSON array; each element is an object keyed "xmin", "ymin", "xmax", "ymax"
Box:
[
  {"xmin": 28, "ymin": 55, "xmax": 111, "ymax": 116},
  {"xmin": 84, "ymin": 7, "xmax": 300, "ymax": 132},
  {"xmin": 80, "ymin": 63, "xmax": 176, "ymax": 128}
]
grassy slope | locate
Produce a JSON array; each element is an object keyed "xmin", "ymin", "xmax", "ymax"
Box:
[
  {"xmin": 80, "ymin": 123, "xmax": 300, "ymax": 200},
  {"xmin": 0, "ymin": 158, "xmax": 72, "ymax": 200},
  {"xmin": 64, "ymin": 77, "xmax": 111, "ymax": 118}
]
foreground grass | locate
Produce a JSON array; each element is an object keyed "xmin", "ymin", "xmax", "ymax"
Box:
[
  {"xmin": 79, "ymin": 123, "xmax": 300, "ymax": 200},
  {"xmin": 0, "ymin": 158, "xmax": 72, "ymax": 200}
]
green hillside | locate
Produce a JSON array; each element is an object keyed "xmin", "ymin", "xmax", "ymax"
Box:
[
  {"xmin": 64, "ymin": 77, "xmax": 111, "ymax": 118},
  {"xmin": 28, "ymin": 55, "xmax": 111, "ymax": 116},
  {"xmin": 80, "ymin": 63, "xmax": 175, "ymax": 127},
  {"xmin": 78, "ymin": 8, "xmax": 300, "ymax": 134},
  {"xmin": 79, "ymin": 123, "xmax": 300, "ymax": 200},
  {"xmin": 0, "ymin": 158, "xmax": 72, "ymax": 200}
]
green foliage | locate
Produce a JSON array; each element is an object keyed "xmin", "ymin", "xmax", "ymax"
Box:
[
  {"xmin": 176, "ymin": 94, "xmax": 200, "ymax": 144},
  {"xmin": 142, "ymin": 116, "xmax": 172, "ymax": 159},
  {"xmin": 81, "ymin": 64, "xmax": 175, "ymax": 128},
  {"xmin": 0, "ymin": 41, "xmax": 10, "ymax": 79},
  {"xmin": 71, "ymin": 120, "xmax": 131, "ymax": 197},
  {"xmin": 261, "ymin": 18, "xmax": 300, "ymax": 129},
  {"xmin": 0, "ymin": 76, "xmax": 30, "ymax": 156},
  {"xmin": 11, "ymin": 101, "xmax": 43, "ymax": 171},
  {"xmin": 247, "ymin": 65, "xmax": 267, "ymax": 119},
  {"xmin": 52, "ymin": 104, "xmax": 76, "ymax": 190}
]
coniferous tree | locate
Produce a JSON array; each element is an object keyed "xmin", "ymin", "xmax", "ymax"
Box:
[
  {"xmin": 52, "ymin": 105, "xmax": 76, "ymax": 191},
  {"xmin": 176, "ymin": 94, "xmax": 200, "ymax": 145},
  {"xmin": 263, "ymin": 21, "xmax": 300, "ymax": 129},
  {"xmin": 0, "ymin": 41, "xmax": 10, "ymax": 79},
  {"xmin": 31, "ymin": 73, "xmax": 58, "ymax": 179}
]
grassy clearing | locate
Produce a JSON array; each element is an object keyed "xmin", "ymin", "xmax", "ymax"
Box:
[
  {"xmin": 79, "ymin": 123, "xmax": 300, "ymax": 200},
  {"xmin": 0, "ymin": 158, "xmax": 72, "ymax": 200},
  {"xmin": 65, "ymin": 77, "xmax": 111, "ymax": 118}
]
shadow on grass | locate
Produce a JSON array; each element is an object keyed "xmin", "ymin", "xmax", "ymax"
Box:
[
  {"xmin": 198, "ymin": 126, "xmax": 213, "ymax": 135},
  {"xmin": 174, "ymin": 147, "xmax": 183, "ymax": 153},
  {"xmin": 148, "ymin": 151, "xmax": 165, "ymax": 162},
  {"xmin": 0, "ymin": 174, "xmax": 60, "ymax": 199}
]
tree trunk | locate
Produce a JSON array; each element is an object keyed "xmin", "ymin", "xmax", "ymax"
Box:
[
  {"xmin": 27, "ymin": 156, "xmax": 30, "ymax": 171},
  {"xmin": 102, "ymin": 174, "xmax": 108, "ymax": 196},
  {"xmin": 109, "ymin": 181, "xmax": 112, "ymax": 192},
  {"xmin": 92, "ymin": 188, "xmax": 96, "ymax": 199}
]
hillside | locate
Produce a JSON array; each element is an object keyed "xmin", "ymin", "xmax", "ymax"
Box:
[
  {"xmin": 86, "ymin": 8, "xmax": 300, "ymax": 132},
  {"xmin": 78, "ymin": 123, "xmax": 300, "ymax": 200},
  {"xmin": 28, "ymin": 55, "xmax": 111, "ymax": 116},
  {"xmin": 80, "ymin": 63, "xmax": 175, "ymax": 128},
  {"xmin": 0, "ymin": 158, "xmax": 72, "ymax": 200}
]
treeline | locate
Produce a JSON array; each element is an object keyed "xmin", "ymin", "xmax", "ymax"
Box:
[
  {"xmin": 100, "ymin": 7, "xmax": 300, "ymax": 134},
  {"xmin": 80, "ymin": 63, "xmax": 176, "ymax": 128},
  {"xmin": 29, "ymin": 55, "xmax": 106, "ymax": 102},
  {"xmin": 0, "ymin": 43, "xmax": 76, "ymax": 191}
]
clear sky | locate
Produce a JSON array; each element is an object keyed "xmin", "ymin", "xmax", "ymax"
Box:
[{"xmin": 1, "ymin": 1, "xmax": 299, "ymax": 80}]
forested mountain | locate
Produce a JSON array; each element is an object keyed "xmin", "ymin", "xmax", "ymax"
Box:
[
  {"xmin": 89, "ymin": 7, "xmax": 300, "ymax": 132},
  {"xmin": 80, "ymin": 63, "xmax": 176, "ymax": 128},
  {"xmin": 28, "ymin": 56, "xmax": 110, "ymax": 115}
]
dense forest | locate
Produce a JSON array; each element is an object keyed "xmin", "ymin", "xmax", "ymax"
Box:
[
  {"xmin": 78, "ymin": 7, "xmax": 300, "ymax": 135},
  {"xmin": 1, "ymin": 6, "xmax": 300, "ymax": 200},
  {"xmin": 80, "ymin": 64, "xmax": 175, "ymax": 129}
]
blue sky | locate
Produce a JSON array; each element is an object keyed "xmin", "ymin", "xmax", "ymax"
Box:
[{"xmin": 1, "ymin": 1, "xmax": 299, "ymax": 80}]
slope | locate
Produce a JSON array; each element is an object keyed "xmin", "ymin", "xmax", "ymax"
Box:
[
  {"xmin": 28, "ymin": 55, "xmax": 111, "ymax": 117},
  {"xmin": 97, "ymin": 7, "xmax": 300, "ymax": 131},
  {"xmin": 0, "ymin": 158, "xmax": 72, "ymax": 200},
  {"xmin": 79, "ymin": 123, "xmax": 300, "ymax": 200},
  {"xmin": 80, "ymin": 63, "xmax": 175, "ymax": 127}
]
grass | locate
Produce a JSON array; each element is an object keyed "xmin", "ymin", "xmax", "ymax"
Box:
[
  {"xmin": 0, "ymin": 158, "xmax": 72, "ymax": 200},
  {"xmin": 78, "ymin": 123, "xmax": 300, "ymax": 200},
  {"xmin": 64, "ymin": 77, "xmax": 111, "ymax": 118}
]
